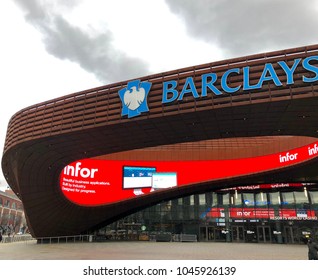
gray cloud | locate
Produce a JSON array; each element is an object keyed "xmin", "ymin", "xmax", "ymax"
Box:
[
  {"xmin": 165, "ymin": 0, "xmax": 318, "ymax": 57},
  {"xmin": 13, "ymin": 0, "xmax": 150, "ymax": 83}
]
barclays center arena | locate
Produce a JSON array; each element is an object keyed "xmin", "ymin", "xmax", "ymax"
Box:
[{"xmin": 2, "ymin": 44, "xmax": 318, "ymax": 244}]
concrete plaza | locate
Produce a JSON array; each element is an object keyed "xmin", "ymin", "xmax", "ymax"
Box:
[{"xmin": 0, "ymin": 240, "xmax": 308, "ymax": 260}]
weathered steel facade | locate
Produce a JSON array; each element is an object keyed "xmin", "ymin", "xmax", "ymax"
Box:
[{"xmin": 2, "ymin": 44, "xmax": 318, "ymax": 238}]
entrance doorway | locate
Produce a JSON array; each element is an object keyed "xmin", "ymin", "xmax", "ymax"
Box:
[
  {"xmin": 284, "ymin": 226, "xmax": 296, "ymax": 244},
  {"xmin": 257, "ymin": 226, "xmax": 272, "ymax": 243},
  {"xmin": 199, "ymin": 226, "xmax": 228, "ymax": 242},
  {"xmin": 199, "ymin": 226, "xmax": 215, "ymax": 241},
  {"xmin": 231, "ymin": 226, "xmax": 245, "ymax": 242}
]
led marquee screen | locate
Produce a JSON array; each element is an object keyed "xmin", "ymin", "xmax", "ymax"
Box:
[{"xmin": 60, "ymin": 141, "xmax": 318, "ymax": 206}]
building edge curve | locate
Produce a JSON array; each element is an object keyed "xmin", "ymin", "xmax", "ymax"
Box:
[{"xmin": 2, "ymin": 44, "xmax": 318, "ymax": 238}]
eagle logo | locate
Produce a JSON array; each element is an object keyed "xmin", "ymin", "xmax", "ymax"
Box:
[{"xmin": 118, "ymin": 80, "xmax": 152, "ymax": 118}]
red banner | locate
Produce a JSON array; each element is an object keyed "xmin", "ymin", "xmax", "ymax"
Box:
[
  {"xmin": 60, "ymin": 141, "xmax": 318, "ymax": 206},
  {"xmin": 205, "ymin": 207, "xmax": 317, "ymax": 220}
]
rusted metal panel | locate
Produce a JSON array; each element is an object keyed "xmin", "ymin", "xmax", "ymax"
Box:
[{"xmin": 2, "ymin": 44, "xmax": 318, "ymax": 237}]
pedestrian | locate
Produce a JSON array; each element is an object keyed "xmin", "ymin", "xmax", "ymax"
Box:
[
  {"xmin": 307, "ymin": 238, "xmax": 318, "ymax": 260},
  {"xmin": 0, "ymin": 232, "xmax": 2, "ymax": 243}
]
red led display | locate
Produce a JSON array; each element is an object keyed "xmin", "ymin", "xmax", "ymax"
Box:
[{"xmin": 60, "ymin": 141, "xmax": 318, "ymax": 206}]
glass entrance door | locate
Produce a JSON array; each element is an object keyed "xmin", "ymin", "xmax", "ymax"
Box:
[
  {"xmin": 284, "ymin": 226, "xmax": 296, "ymax": 244},
  {"xmin": 199, "ymin": 226, "xmax": 215, "ymax": 241},
  {"xmin": 257, "ymin": 226, "xmax": 272, "ymax": 243},
  {"xmin": 232, "ymin": 226, "xmax": 245, "ymax": 242}
]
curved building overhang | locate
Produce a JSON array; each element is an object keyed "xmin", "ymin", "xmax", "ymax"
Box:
[{"xmin": 2, "ymin": 44, "xmax": 318, "ymax": 237}]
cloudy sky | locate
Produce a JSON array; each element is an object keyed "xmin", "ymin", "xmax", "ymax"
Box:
[{"xmin": 1, "ymin": 0, "xmax": 318, "ymax": 189}]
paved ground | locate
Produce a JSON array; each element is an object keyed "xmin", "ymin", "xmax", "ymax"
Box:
[{"xmin": 0, "ymin": 240, "xmax": 308, "ymax": 260}]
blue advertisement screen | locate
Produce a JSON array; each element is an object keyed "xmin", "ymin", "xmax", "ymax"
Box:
[{"xmin": 123, "ymin": 166, "xmax": 156, "ymax": 189}]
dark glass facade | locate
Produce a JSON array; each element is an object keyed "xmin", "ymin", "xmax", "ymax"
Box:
[{"xmin": 99, "ymin": 185, "xmax": 318, "ymax": 244}]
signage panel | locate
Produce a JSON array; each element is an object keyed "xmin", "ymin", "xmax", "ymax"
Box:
[
  {"xmin": 119, "ymin": 56, "xmax": 318, "ymax": 118},
  {"xmin": 205, "ymin": 207, "xmax": 317, "ymax": 220},
  {"xmin": 60, "ymin": 141, "xmax": 318, "ymax": 206}
]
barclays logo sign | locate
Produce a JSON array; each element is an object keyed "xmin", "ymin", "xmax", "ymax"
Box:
[
  {"xmin": 118, "ymin": 79, "xmax": 152, "ymax": 118},
  {"xmin": 119, "ymin": 55, "xmax": 318, "ymax": 119}
]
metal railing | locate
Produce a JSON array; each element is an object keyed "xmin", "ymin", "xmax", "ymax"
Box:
[
  {"xmin": 36, "ymin": 234, "xmax": 92, "ymax": 244},
  {"xmin": 1, "ymin": 234, "xmax": 35, "ymax": 243}
]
